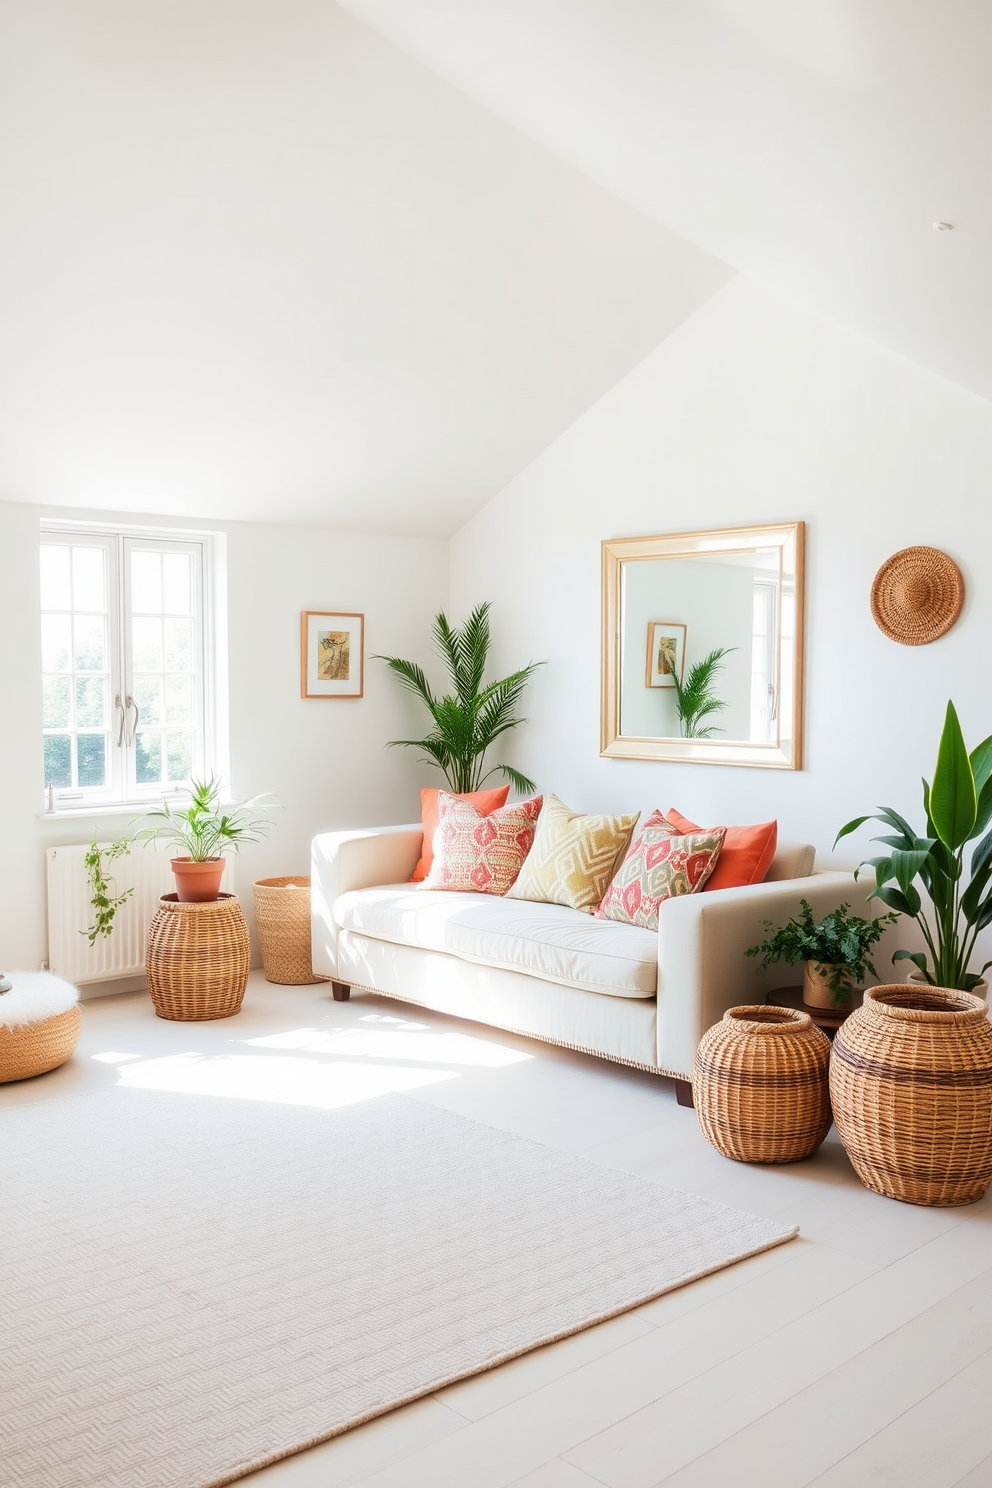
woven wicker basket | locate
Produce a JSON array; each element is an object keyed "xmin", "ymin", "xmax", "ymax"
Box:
[
  {"xmin": 146, "ymin": 893, "xmax": 250, "ymax": 1021},
  {"xmin": 830, "ymin": 985, "xmax": 992, "ymax": 1207},
  {"xmin": 0, "ymin": 1006, "xmax": 82, "ymax": 1083},
  {"xmin": 693, "ymin": 1005, "xmax": 832, "ymax": 1164},
  {"xmin": 253, "ymin": 877, "xmax": 324, "ymax": 985}
]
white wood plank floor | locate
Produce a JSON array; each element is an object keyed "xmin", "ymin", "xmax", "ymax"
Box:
[{"xmin": 6, "ymin": 975, "xmax": 992, "ymax": 1488}]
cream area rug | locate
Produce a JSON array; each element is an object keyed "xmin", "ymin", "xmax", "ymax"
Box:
[{"xmin": 2, "ymin": 1088, "xmax": 796, "ymax": 1488}]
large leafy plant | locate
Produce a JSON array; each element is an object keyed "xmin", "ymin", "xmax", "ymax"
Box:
[
  {"xmin": 670, "ymin": 647, "xmax": 734, "ymax": 739},
  {"xmin": 746, "ymin": 900, "xmax": 898, "ymax": 1004},
  {"xmin": 836, "ymin": 701, "xmax": 992, "ymax": 992},
  {"xmin": 377, "ymin": 603, "xmax": 543, "ymax": 794}
]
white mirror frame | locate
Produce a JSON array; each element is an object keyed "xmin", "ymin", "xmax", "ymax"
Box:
[{"xmin": 601, "ymin": 521, "xmax": 805, "ymax": 770}]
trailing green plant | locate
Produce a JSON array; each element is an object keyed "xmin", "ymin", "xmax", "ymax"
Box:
[
  {"xmin": 376, "ymin": 602, "xmax": 544, "ymax": 794},
  {"xmin": 746, "ymin": 899, "xmax": 898, "ymax": 1004},
  {"xmin": 670, "ymin": 647, "xmax": 735, "ymax": 739},
  {"xmin": 136, "ymin": 776, "xmax": 273, "ymax": 861},
  {"xmin": 836, "ymin": 700, "xmax": 992, "ymax": 992},
  {"xmin": 83, "ymin": 838, "xmax": 134, "ymax": 945}
]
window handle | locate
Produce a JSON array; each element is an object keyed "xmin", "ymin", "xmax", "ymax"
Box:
[
  {"xmin": 115, "ymin": 693, "xmax": 126, "ymax": 747},
  {"xmin": 125, "ymin": 695, "xmax": 140, "ymax": 747}
]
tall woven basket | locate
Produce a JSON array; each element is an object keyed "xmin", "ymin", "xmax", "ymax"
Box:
[
  {"xmin": 693, "ymin": 1005, "xmax": 832, "ymax": 1164},
  {"xmin": 831, "ymin": 985, "xmax": 992, "ymax": 1207},
  {"xmin": 146, "ymin": 893, "xmax": 251, "ymax": 1021},
  {"xmin": 253, "ymin": 876, "xmax": 324, "ymax": 985}
]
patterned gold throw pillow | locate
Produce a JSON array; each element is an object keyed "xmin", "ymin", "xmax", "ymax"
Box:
[{"xmin": 507, "ymin": 794, "xmax": 639, "ymax": 913}]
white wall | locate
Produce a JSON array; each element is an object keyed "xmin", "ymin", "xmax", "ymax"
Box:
[
  {"xmin": 0, "ymin": 499, "xmax": 447, "ymax": 973},
  {"xmin": 450, "ymin": 278, "xmax": 992, "ymax": 882}
]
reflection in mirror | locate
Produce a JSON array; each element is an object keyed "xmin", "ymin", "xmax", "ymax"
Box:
[{"xmin": 601, "ymin": 523, "xmax": 803, "ymax": 770}]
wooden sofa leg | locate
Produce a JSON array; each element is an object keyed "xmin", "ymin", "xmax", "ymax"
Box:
[
  {"xmin": 331, "ymin": 981, "xmax": 351, "ymax": 1002},
  {"xmin": 675, "ymin": 1078, "xmax": 695, "ymax": 1109}
]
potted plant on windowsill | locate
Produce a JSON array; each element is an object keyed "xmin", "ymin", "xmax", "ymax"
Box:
[
  {"xmin": 137, "ymin": 777, "xmax": 274, "ymax": 902},
  {"xmin": 746, "ymin": 900, "xmax": 898, "ymax": 1009},
  {"xmin": 836, "ymin": 701, "xmax": 992, "ymax": 996}
]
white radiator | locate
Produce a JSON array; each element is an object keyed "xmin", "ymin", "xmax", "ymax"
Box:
[{"xmin": 46, "ymin": 844, "xmax": 231, "ymax": 985}]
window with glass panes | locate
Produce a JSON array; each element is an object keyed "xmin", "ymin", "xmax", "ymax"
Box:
[{"xmin": 40, "ymin": 530, "xmax": 213, "ymax": 807}]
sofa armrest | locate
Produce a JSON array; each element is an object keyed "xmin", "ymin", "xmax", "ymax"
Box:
[
  {"xmin": 311, "ymin": 824, "xmax": 422, "ymax": 978},
  {"xmin": 655, "ymin": 871, "xmax": 870, "ymax": 1077}
]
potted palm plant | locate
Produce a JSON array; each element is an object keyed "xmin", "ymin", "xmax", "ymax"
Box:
[
  {"xmin": 138, "ymin": 777, "xmax": 273, "ymax": 902},
  {"xmin": 836, "ymin": 701, "xmax": 992, "ymax": 993},
  {"xmin": 376, "ymin": 602, "xmax": 544, "ymax": 793},
  {"xmin": 670, "ymin": 647, "xmax": 735, "ymax": 738},
  {"xmin": 746, "ymin": 900, "xmax": 898, "ymax": 1008}
]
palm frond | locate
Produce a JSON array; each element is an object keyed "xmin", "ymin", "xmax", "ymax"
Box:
[
  {"xmin": 374, "ymin": 656, "xmax": 437, "ymax": 712},
  {"xmin": 479, "ymin": 762, "xmax": 538, "ymax": 795},
  {"xmin": 671, "ymin": 647, "xmax": 735, "ymax": 739}
]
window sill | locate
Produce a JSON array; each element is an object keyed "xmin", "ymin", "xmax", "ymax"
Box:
[{"xmin": 39, "ymin": 802, "xmax": 158, "ymax": 823}]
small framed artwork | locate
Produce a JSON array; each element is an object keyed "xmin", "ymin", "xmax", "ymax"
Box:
[
  {"xmin": 645, "ymin": 621, "xmax": 686, "ymax": 689},
  {"xmin": 301, "ymin": 612, "xmax": 364, "ymax": 698}
]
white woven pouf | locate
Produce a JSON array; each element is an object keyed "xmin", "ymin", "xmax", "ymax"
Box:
[{"xmin": 0, "ymin": 972, "xmax": 81, "ymax": 1083}]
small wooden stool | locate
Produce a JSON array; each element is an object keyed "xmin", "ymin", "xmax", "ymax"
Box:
[{"xmin": 0, "ymin": 972, "xmax": 82, "ymax": 1083}]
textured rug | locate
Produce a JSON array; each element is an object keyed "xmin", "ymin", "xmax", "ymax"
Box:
[{"xmin": 2, "ymin": 1088, "xmax": 796, "ymax": 1488}]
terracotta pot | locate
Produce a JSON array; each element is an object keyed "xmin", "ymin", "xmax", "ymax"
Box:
[
  {"xmin": 907, "ymin": 967, "xmax": 988, "ymax": 1001},
  {"xmin": 170, "ymin": 857, "xmax": 225, "ymax": 903},
  {"xmin": 803, "ymin": 960, "xmax": 854, "ymax": 1010}
]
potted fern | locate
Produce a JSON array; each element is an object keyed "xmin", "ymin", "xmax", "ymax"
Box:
[
  {"xmin": 746, "ymin": 900, "xmax": 898, "ymax": 1008},
  {"xmin": 376, "ymin": 602, "xmax": 544, "ymax": 793}
]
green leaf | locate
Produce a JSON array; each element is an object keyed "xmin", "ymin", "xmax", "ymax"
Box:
[
  {"xmin": 835, "ymin": 815, "xmax": 873, "ymax": 846},
  {"xmin": 870, "ymin": 884, "xmax": 921, "ymax": 917},
  {"xmin": 970, "ymin": 734, "xmax": 992, "ymax": 795},
  {"xmin": 892, "ymin": 947, "xmax": 931, "ymax": 980},
  {"xmin": 929, "ymin": 701, "xmax": 978, "ymax": 851},
  {"xmin": 890, "ymin": 848, "xmax": 932, "ymax": 897}
]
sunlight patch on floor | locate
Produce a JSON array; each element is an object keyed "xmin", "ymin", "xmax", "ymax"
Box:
[
  {"xmin": 114, "ymin": 1052, "xmax": 459, "ymax": 1108},
  {"xmin": 243, "ymin": 1025, "xmax": 533, "ymax": 1067}
]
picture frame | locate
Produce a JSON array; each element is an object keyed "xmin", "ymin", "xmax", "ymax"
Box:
[
  {"xmin": 645, "ymin": 621, "xmax": 687, "ymax": 689},
  {"xmin": 301, "ymin": 611, "xmax": 364, "ymax": 698}
]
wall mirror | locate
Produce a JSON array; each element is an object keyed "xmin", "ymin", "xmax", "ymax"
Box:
[{"xmin": 601, "ymin": 522, "xmax": 804, "ymax": 769}]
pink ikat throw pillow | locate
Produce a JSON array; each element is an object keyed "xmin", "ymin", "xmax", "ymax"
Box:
[
  {"xmin": 423, "ymin": 791, "xmax": 544, "ymax": 896},
  {"xmin": 596, "ymin": 811, "xmax": 726, "ymax": 931}
]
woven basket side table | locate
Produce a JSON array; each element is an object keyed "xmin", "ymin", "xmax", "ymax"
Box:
[
  {"xmin": 694, "ymin": 1004, "xmax": 833, "ymax": 1164},
  {"xmin": 0, "ymin": 972, "xmax": 82, "ymax": 1083},
  {"xmin": 146, "ymin": 893, "xmax": 250, "ymax": 1022},
  {"xmin": 253, "ymin": 876, "xmax": 326, "ymax": 985},
  {"xmin": 831, "ymin": 984, "xmax": 992, "ymax": 1206}
]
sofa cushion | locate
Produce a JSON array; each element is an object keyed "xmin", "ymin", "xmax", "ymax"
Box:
[
  {"xmin": 596, "ymin": 813, "xmax": 726, "ymax": 930},
  {"xmin": 507, "ymin": 794, "xmax": 639, "ymax": 913},
  {"xmin": 665, "ymin": 809, "xmax": 778, "ymax": 891},
  {"xmin": 411, "ymin": 785, "xmax": 510, "ymax": 882},
  {"xmin": 333, "ymin": 885, "xmax": 658, "ymax": 998},
  {"xmin": 424, "ymin": 792, "xmax": 543, "ymax": 895}
]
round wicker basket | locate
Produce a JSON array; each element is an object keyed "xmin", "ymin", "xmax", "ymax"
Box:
[
  {"xmin": 253, "ymin": 876, "xmax": 325, "ymax": 985},
  {"xmin": 0, "ymin": 1006, "xmax": 82, "ymax": 1083},
  {"xmin": 830, "ymin": 985, "xmax": 992, "ymax": 1207},
  {"xmin": 693, "ymin": 1005, "xmax": 832, "ymax": 1164},
  {"xmin": 146, "ymin": 893, "xmax": 250, "ymax": 1022}
]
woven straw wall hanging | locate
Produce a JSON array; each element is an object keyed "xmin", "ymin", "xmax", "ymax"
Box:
[{"xmin": 870, "ymin": 546, "xmax": 963, "ymax": 646}]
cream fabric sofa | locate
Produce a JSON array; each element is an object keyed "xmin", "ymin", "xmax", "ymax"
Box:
[{"xmin": 311, "ymin": 824, "xmax": 867, "ymax": 1098}]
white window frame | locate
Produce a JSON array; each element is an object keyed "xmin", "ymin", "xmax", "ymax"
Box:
[{"xmin": 40, "ymin": 521, "xmax": 228, "ymax": 813}]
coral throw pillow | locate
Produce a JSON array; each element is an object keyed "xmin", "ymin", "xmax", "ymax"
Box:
[
  {"xmin": 424, "ymin": 792, "xmax": 543, "ymax": 896},
  {"xmin": 507, "ymin": 794, "xmax": 640, "ymax": 914},
  {"xmin": 411, "ymin": 785, "xmax": 510, "ymax": 882},
  {"xmin": 596, "ymin": 813, "xmax": 726, "ymax": 930},
  {"xmin": 665, "ymin": 809, "xmax": 777, "ymax": 891}
]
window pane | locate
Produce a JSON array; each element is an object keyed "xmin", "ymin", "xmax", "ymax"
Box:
[
  {"xmin": 44, "ymin": 734, "xmax": 72, "ymax": 787},
  {"xmin": 131, "ymin": 550, "xmax": 163, "ymax": 613},
  {"xmin": 134, "ymin": 675, "xmax": 163, "ymax": 726},
  {"xmin": 43, "ymin": 675, "xmax": 71, "ymax": 729},
  {"xmin": 164, "ymin": 675, "xmax": 190, "ymax": 724},
  {"xmin": 41, "ymin": 614, "xmax": 72, "ymax": 672},
  {"xmin": 40, "ymin": 546, "xmax": 71, "ymax": 610},
  {"xmin": 167, "ymin": 731, "xmax": 191, "ymax": 782},
  {"xmin": 74, "ymin": 615, "xmax": 106, "ymax": 671},
  {"xmin": 76, "ymin": 675, "xmax": 107, "ymax": 728},
  {"xmin": 132, "ymin": 616, "xmax": 163, "ymax": 671},
  {"xmin": 77, "ymin": 733, "xmax": 107, "ymax": 787},
  {"xmin": 72, "ymin": 546, "xmax": 106, "ymax": 611},
  {"xmin": 135, "ymin": 730, "xmax": 163, "ymax": 784},
  {"xmin": 162, "ymin": 553, "xmax": 192, "ymax": 614},
  {"xmin": 164, "ymin": 618, "xmax": 191, "ymax": 672}
]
